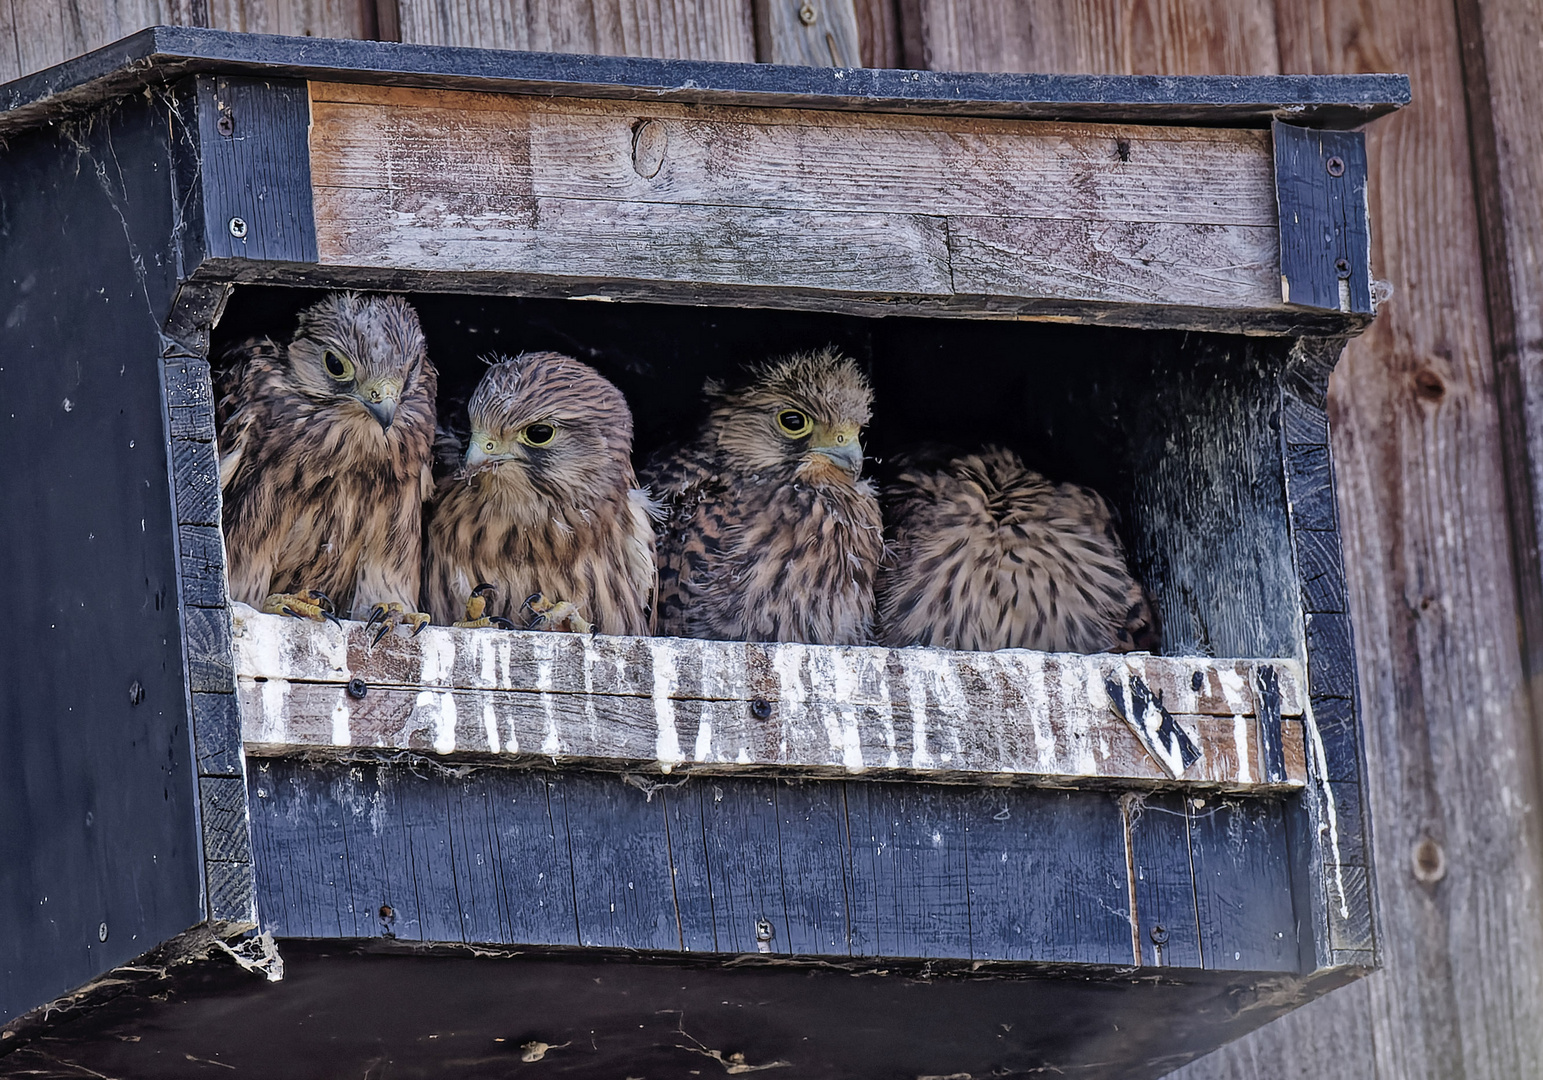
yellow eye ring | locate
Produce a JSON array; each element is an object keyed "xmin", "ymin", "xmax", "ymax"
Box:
[
  {"xmin": 776, "ymin": 409, "xmax": 810, "ymax": 437},
  {"xmin": 519, "ymin": 422, "xmax": 557, "ymax": 447},
  {"xmin": 322, "ymin": 349, "xmax": 354, "ymax": 382}
]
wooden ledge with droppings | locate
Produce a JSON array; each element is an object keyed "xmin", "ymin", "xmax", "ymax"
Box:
[{"xmin": 233, "ymin": 604, "xmax": 1307, "ymax": 791}]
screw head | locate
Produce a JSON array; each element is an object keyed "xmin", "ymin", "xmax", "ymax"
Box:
[
  {"xmin": 379, "ymin": 903, "xmax": 395, "ymax": 921},
  {"xmin": 216, "ymin": 111, "xmax": 235, "ymax": 137},
  {"xmin": 1149, "ymin": 924, "xmax": 1169, "ymax": 945},
  {"xmin": 128, "ymin": 680, "xmax": 145, "ymax": 706},
  {"xmin": 749, "ymin": 697, "xmax": 772, "ymax": 720},
  {"xmin": 347, "ymin": 678, "xmax": 369, "ymax": 700},
  {"xmin": 1326, "ymin": 155, "xmax": 1346, "ymax": 177},
  {"xmin": 98, "ymin": 922, "xmax": 109, "ymax": 943},
  {"xmin": 799, "ymin": 1, "xmax": 817, "ymax": 24},
  {"xmin": 755, "ymin": 918, "xmax": 774, "ymax": 941},
  {"xmin": 1335, "ymin": 258, "xmax": 1353, "ymax": 280},
  {"xmin": 228, "ymin": 217, "xmax": 248, "ymax": 239}
]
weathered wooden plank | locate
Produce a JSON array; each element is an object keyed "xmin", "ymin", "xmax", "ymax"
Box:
[
  {"xmin": 947, "ymin": 216, "xmax": 1279, "ymax": 309},
  {"xmin": 233, "ymin": 603, "xmax": 1302, "ymax": 713},
  {"xmin": 559, "ymin": 772, "xmax": 680, "ymax": 950},
  {"xmin": 395, "ymin": 0, "xmax": 756, "ymax": 62},
  {"xmin": 693, "ymin": 780, "xmax": 789, "ymax": 954},
  {"xmin": 963, "ymin": 787, "xmax": 1134, "ymax": 964},
  {"xmin": 310, "ymin": 85, "xmax": 1279, "ymax": 225},
  {"xmin": 234, "ymin": 608, "xmax": 1309, "ymax": 789},
  {"xmin": 844, "ymin": 781, "xmax": 970, "ymax": 958},
  {"xmin": 1127, "ymin": 791, "xmax": 1202, "ymax": 968},
  {"xmin": 314, "ymin": 186, "xmax": 954, "ymax": 296},
  {"xmin": 307, "ymin": 82, "xmax": 1295, "ymax": 320},
  {"xmin": 753, "ymin": 0, "xmax": 862, "ymax": 67},
  {"xmin": 1187, "ymin": 795, "xmax": 1296, "ymax": 972},
  {"xmin": 904, "ymin": 0, "xmax": 1280, "ymax": 77},
  {"xmin": 775, "ymin": 780, "xmax": 853, "ymax": 955}
]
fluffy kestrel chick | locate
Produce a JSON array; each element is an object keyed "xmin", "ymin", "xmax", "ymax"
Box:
[
  {"xmin": 876, "ymin": 446, "xmax": 1158, "ymax": 654},
  {"xmin": 424, "ymin": 352, "xmax": 657, "ymax": 637},
  {"xmin": 217, "ymin": 292, "xmax": 437, "ymax": 635},
  {"xmin": 642, "ymin": 348, "xmax": 884, "ymax": 645}
]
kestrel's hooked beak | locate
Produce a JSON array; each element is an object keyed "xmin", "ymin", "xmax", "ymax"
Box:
[
  {"xmin": 806, "ymin": 421, "xmax": 864, "ymax": 477},
  {"xmin": 464, "ymin": 432, "xmax": 517, "ymax": 473},
  {"xmin": 357, "ymin": 377, "xmax": 402, "ymax": 430}
]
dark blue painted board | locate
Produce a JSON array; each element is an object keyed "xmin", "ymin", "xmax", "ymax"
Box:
[
  {"xmin": 1128, "ymin": 793, "xmax": 1202, "ymax": 969},
  {"xmin": 249, "ymin": 764, "xmax": 1308, "ymax": 973},
  {"xmin": 663, "ymin": 787, "xmax": 718, "ymax": 952},
  {"xmin": 695, "ymin": 780, "xmax": 788, "ymax": 954},
  {"xmin": 558, "ymin": 773, "xmax": 679, "ymax": 951},
  {"xmin": 845, "ymin": 782, "xmax": 971, "ymax": 959},
  {"xmin": 1274, "ymin": 121, "xmax": 1373, "ymax": 313},
  {"xmin": 248, "ymin": 761, "xmax": 352, "ymax": 939},
  {"xmin": 776, "ymin": 781, "xmax": 853, "ymax": 956},
  {"xmin": 964, "ymin": 788, "xmax": 1134, "ymax": 964},
  {"xmin": 1189, "ymin": 798, "xmax": 1298, "ymax": 971}
]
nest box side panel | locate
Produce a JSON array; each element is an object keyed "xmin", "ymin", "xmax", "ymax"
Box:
[{"xmin": 0, "ymin": 93, "xmax": 203, "ymax": 1023}]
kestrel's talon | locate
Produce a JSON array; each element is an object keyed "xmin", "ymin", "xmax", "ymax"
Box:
[
  {"xmin": 525, "ymin": 594, "xmax": 593, "ymax": 634},
  {"xmin": 262, "ymin": 590, "xmax": 340, "ymax": 625},
  {"xmin": 365, "ymin": 601, "xmax": 433, "ymax": 647},
  {"xmin": 451, "ymin": 583, "xmax": 518, "ymax": 629}
]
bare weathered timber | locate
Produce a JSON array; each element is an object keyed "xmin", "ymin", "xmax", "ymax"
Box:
[
  {"xmin": 232, "ymin": 604, "xmax": 1308, "ymax": 790},
  {"xmin": 900, "ymin": 0, "xmax": 1280, "ymax": 77},
  {"xmin": 752, "ymin": 0, "xmax": 861, "ymax": 67},
  {"xmin": 0, "ymin": 0, "xmax": 375, "ymax": 83},
  {"xmin": 394, "ymin": 0, "xmax": 755, "ymax": 62},
  {"xmin": 309, "ymin": 81, "xmax": 1285, "ymax": 326}
]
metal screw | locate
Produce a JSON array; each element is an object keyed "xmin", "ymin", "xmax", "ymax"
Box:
[
  {"xmin": 379, "ymin": 904, "xmax": 395, "ymax": 921},
  {"xmin": 1326, "ymin": 155, "xmax": 1346, "ymax": 177},
  {"xmin": 347, "ymin": 678, "xmax": 369, "ymax": 700},
  {"xmin": 755, "ymin": 918, "xmax": 774, "ymax": 953},
  {"xmin": 1149, "ymin": 924, "xmax": 1170, "ymax": 945},
  {"xmin": 1335, "ymin": 258, "xmax": 1352, "ymax": 280},
  {"xmin": 216, "ymin": 111, "xmax": 235, "ymax": 137},
  {"xmin": 228, "ymin": 217, "xmax": 248, "ymax": 239},
  {"xmin": 799, "ymin": 1, "xmax": 817, "ymax": 25},
  {"xmin": 128, "ymin": 680, "xmax": 145, "ymax": 706},
  {"xmin": 749, "ymin": 697, "xmax": 772, "ymax": 720},
  {"xmin": 98, "ymin": 922, "xmax": 109, "ymax": 943}
]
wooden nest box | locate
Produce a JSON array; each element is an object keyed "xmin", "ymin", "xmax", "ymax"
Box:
[{"xmin": 0, "ymin": 27, "xmax": 1406, "ymax": 1079}]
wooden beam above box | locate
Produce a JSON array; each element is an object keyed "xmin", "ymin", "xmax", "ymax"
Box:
[
  {"xmin": 300, "ymin": 80, "xmax": 1371, "ymax": 334},
  {"xmin": 233, "ymin": 604, "xmax": 1308, "ymax": 791}
]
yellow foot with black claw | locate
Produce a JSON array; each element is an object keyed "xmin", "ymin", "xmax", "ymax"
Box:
[
  {"xmin": 365, "ymin": 602, "xmax": 432, "ymax": 646},
  {"xmin": 523, "ymin": 592, "xmax": 593, "ymax": 634},
  {"xmin": 453, "ymin": 583, "xmax": 518, "ymax": 630},
  {"xmin": 261, "ymin": 590, "xmax": 342, "ymax": 627}
]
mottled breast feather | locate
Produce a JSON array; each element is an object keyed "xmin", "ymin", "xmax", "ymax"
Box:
[
  {"xmin": 876, "ymin": 446, "xmax": 1159, "ymax": 654},
  {"xmin": 217, "ymin": 292, "xmax": 437, "ymax": 619},
  {"xmin": 642, "ymin": 348, "xmax": 884, "ymax": 646},
  {"xmin": 423, "ymin": 351, "xmax": 657, "ymax": 636}
]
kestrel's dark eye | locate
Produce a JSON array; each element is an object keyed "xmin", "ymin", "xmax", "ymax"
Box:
[
  {"xmin": 322, "ymin": 350, "xmax": 352, "ymax": 381},
  {"xmin": 777, "ymin": 410, "xmax": 809, "ymax": 437},
  {"xmin": 520, "ymin": 423, "xmax": 556, "ymax": 447}
]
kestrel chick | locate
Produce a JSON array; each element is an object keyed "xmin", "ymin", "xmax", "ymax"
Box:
[
  {"xmin": 424, "ymin": 352, "xmax": 657, "ymax": 637},
  {"xmin": 876, "ymin": 446, "xmax": 1158, "ymax": 654},
  {"xmin": 642, "ymin": 348, "xmax": 884, "ymax": 645},
  {"xmin": 217, "ymin": 292, "xmax": 437, "ymax": 634}
]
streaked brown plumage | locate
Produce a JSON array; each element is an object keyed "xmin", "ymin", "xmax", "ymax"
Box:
[
  {"xmin": 642, "ymin": 348, "xmax": 884, "ymax": 645},
  {"xmin": 217, "ymin": 292, "xmax": 437, "ymax": 619},
  {"xmin": 423, "ymin": 351, "xmax": 657, "ymax": 636},
  {"xmin": 876, "ymin": 446, "xmax": 1158, "ymax": 654}
]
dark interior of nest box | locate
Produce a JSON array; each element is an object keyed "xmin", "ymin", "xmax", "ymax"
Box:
[{"xmin": 212, "ymin": 285, "xmax": 1305, "ymax": 661}]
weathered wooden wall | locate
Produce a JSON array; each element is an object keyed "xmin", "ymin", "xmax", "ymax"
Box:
[
  {"xmin": 4, "ymin": 1, "xmax": 1540, "ymax": 1076},
  {"xmin": 906, "ymin": 4, "xmax": 1543, "ymax": 1078}
]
